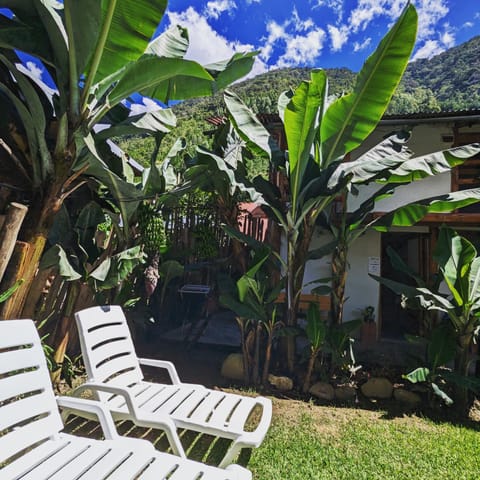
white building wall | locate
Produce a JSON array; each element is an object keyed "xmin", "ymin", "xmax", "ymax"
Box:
[{"xmin": 343, "ymin": 229, "xmax": 382, "ymax": 322}]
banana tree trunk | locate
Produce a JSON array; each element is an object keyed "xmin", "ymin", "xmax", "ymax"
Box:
[
  {"xmin": 51, "ymin": 282, "xmax": 79, "ymax": 385},
  {"xmin": 262, "ymin": 328, "xmax": 274, "ymax": 386},
  {"xmin": 285, "ymin": 222, "xmax": 313, "ymax": 372},
  {"xmin": 303, "ymin": 348, "xmax": 319, "ymax": 393},
  {"xmin": 3, "ymin": 181, "xmax": 66, "ymax": 318},
  {"xmin": 454, "ymin": 326, "xmax": 475, "ymax": 413},
  {"xmin": 331, "ymin": 241, "xmax": 348, "ymax": 325}
]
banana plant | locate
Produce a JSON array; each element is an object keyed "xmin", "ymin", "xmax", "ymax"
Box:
[
  {"xmin": 371, "ymin": 226, "xmax": 480, "ymax": 411},
  {"xmin": 181, "ymin": 90, "xmax": 270, "ymax": 274},
  {"xmin": 302, "ymin": 303, "xmax": 327, "ymax": 392},
  {"xmin": 230, "ymin": 3, "xmax": 419, "ymax": 371},
  {"xmin": 0, "ymin": 0, "xmax": 256, "ymax": 317},
  {"xmin": 220, "ymin": 247, "xmax": 284, "ymax": 385}
]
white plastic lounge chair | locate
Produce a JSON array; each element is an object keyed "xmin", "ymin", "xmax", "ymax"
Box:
[
  {"xmin": 0, "ymin": 319, "xmax": 251, "ymax": 480},
  {"xmin": 69, "ymin": 305, "xmax": 272, "ymax": 468}
]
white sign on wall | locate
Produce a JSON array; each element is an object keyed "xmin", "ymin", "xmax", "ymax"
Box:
[{"xmin": 368, "ymin": 256, "xmax": 381, "ymax": 275}]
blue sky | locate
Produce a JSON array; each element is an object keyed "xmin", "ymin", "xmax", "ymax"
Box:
[{"xmin": 159, "ymin": 0, "xmax": 480, "ymax": 75}]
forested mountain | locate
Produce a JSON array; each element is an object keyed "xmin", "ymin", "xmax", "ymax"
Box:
[
  {"xmin": 118, "ymin": 35, "xmax": 480, "ymax": 166},
  {"xmin": 400, "ymin": 35, "xmax": 480, "ymax": 111}
]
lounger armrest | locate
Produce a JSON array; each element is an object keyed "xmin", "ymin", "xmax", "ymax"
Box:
[
  {"xmin": 72, "ymin": 382, "xmax": 179, "ymax": 432},
  {"xmin": 138, "ymin": 358, "xmax": 182, "ymax": 385},
  {"xmin": 56, "ymin": 396, "xmax": 119, "ymax": 440},
  {"xmin": 71, "ymin": 381, "xmax": 143, "ymax": 419},
  {"xmin": 239, "ymin": 396, "xmax": 273, "ymax": 448}
]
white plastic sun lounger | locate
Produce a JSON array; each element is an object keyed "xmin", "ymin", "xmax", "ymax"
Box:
[
  {"xmin": 69, "ymin": 305, "xmax": 272, "ymax": 468},
  {"xmin": 0, "ymin": 319, "xmax": 251, "ymax": 480}
]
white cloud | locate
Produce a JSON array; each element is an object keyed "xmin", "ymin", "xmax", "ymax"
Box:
[
  {"xmin": 204, "ymin": 0, "xmax": 236, "ymax": 20},
  {"xmin": 348, "ymin": 0, "xmax": 390, "ymax": 33},
  {"xmin": 292, "ymin": 7, "xmax": 314, "ymax": 31},
  {"xmin": 415, "ymin": 0, "xmax": 449, "ymax": 40},
  {"xmin": 246, "ymin": 0, "xmax": 261, "ymax": 4},
  {"xmin": 167, "ymin": 7, "xmax": 267, "ymax": 77},
  {"xmin": 260, "ymin": 8, "xmax": 326, "ymax": 68},
  {"xmin": 353, "ymin": 37, "xmax": 371, "ymax": 52},
  {"xmin": 261, "ymin": 20, "xmax": 288, "ymax": 62},
  {"xmin": 411, "ymin": 39, "xmax": 444, "ymax": 61},
  {"xmin": 440, "ymin": 28, "xmax": 455, "ymax": 49},
  {"xmin": 327, "ymin": 24, "xmax": 349, "ymax": 52},
  {"xmin": 129, "ymin": 97, "xmax": 162, "ymax": 116},
  {"xmin": 276, "ymin": 29, "xmax": 326, "ymax": 68},
  {"xmin": 462, "ymin": 21, "xmax": 474, "ymax": 29}
]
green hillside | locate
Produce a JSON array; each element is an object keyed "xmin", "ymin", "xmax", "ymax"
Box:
[{"xmin": 118, "ymin": 36, "xmax": 480, "ymax": 166}]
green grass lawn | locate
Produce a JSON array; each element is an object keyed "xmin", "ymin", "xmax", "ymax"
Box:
[
  {"xmin": 63, "ymin": 388, "xmax": 480, "ymax": 479},
  {"xmin": 247, "ymin": 398, "xmax": 480, "ymax": 480}
]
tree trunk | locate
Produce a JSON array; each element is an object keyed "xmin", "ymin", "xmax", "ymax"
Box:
[
  {"xmin": 51, "ymin": 282, "xmax": 79, "ymax": 385},
  {"xmin": 454, "ymin": 328, "xmax": 474, "ymax": 414},
  {"xmin": 1, "ymin": 233, "xmax": 48, "ymax": 318},
  {"xmin": 303, "ymin": 349, "xmax": 318, "ymax": 393},
  {"xmin": 7, "ymin": 180, "xmax": 66, "ymax": 318},
  {"xmin": 331, "ymin": 241, "xmax": 348, "ymax": 325},
  {"xmin": 0, "ymin": 241, "xmax": 31, "ymax": 319},
  {"xmin": 21, "ymin": 266, "xmax": 53, "ymax": 319},
  {"xmin": 284, "ymin": 223, "xmax": 313, "ymax": 372},
  {"xmin": 262, "ymin": 329, "xmax": 274, "ymax": 386},
  {"xmin": 0, "ymin": 202, "xmax": 28, "ymax": 283}
]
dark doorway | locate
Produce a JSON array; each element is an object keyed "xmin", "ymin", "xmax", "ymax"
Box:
[{"xmin": 380, "ymin": 232, "xmax": 429, "ymax": 339}]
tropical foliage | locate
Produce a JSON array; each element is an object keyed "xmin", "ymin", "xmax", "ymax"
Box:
[
  {"xmin": 0, "ymin": 1, "xmax": 257, "ymax": 384},
  {"xmin": 372, "ymin": 226, "xmax": 480, "ymax": 410}
]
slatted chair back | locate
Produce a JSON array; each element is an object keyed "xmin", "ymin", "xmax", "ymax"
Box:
[
  {"xmin": 0, "ymin": 319, "xmax": 64, "ymax": 466},
  {"xmin": 75, "ymin": 305, "xmax": 144, "ymax": 400}
]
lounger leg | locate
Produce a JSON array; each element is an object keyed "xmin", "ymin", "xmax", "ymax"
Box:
[
  {"xmin": 164, "ymin": 427, "xmax": 186, "ymax": 458},
  {"xmin": 218, "ymin": 440, "xmax": 243, "ymax": 469}
]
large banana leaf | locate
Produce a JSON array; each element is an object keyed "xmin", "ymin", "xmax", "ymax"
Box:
[
  {"xmin": 95, "ymin": 108, "xmax": 176, "ymax": 138},
  {"xmin": 369, "ymin": 273, "xmax": 455, "ymax": 314},
  {"xmin": 40, "ymin": 244, "xmax": 82, "ymax": 281},
  {"xmin": 384, "ymin": 144, "xmax": 480, "ymax": 184},
  {"xmin": 90, "ymin": 246, "xmax": 145, "ymax": 290},
  {"xmin": 0, "ymin": 14, "xmax": 52, "ymax": 64},
  {"xmin": 64, "ymin": 0, "xmax": 102, "ymax": 76},
  {"xmin": 93, "ymin": 0, "xmax": 167, "ymax": 82},
  {"xmin": 105, "ymin": 56, "xmax": 214, "ymax": 108},
  {"xmin": 205, "ymin": 51, "xmax": 258, "ymax": 91},
  {"xmin": 327, "ymin": 131, "xmax": 412, "ymax": 189},
  {"xmin": 146, "ymin": 25, "xmax": 189, "ymax": 58},
  {"xmin": 468, "ymin": 257, "xmax": 480, "ymax": 305},
  {"xmin": 224, "ymin": 90, "xmax": 271, "ymax": 159},
  {"xmin": 0, "ymin": 55, "xmax": 52, "ymax": 181},
  {"xmin": 78, "ymin": 133, "xmax": 144, "ymax": 234},
  {"xmin": 320, "ymin": 4, "xmax": 417, "ymax": 164},
  {"xmin": 374, "ymin": 188, "xmax": 480, "ymax": 231},
  {"xmin": 433, "ymin": 227, "xmax": 476, "ymax": 306},
  {"xmin": 138, "ymin": 51, "xmax": 257, "ymax": 104},
  {"xmin": 284, "ymin": 70, "xmax": 327, "ymax": 211}
]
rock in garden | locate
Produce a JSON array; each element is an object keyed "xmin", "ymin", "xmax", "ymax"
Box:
[
  {"xmin": 393, "ymin": 388, "xmax": 422, "ymax": 406},
  {"xmin": 361, "ymin": 377, "xmax": 393, "ymax": 399},
  {"xmin": 335, "ymin": 385, "xmax": 357, "ymax": 402},
  {"xmin": 309, "ymin": 382, "xmax": 335, "ymax": 401},
  {"xmin": 220, "ymin": 353, "xmax": 244, "ymax": 381},
  {"xmin": 268, "ymin": 374, "xmax": 294, "ymax": 391}
]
